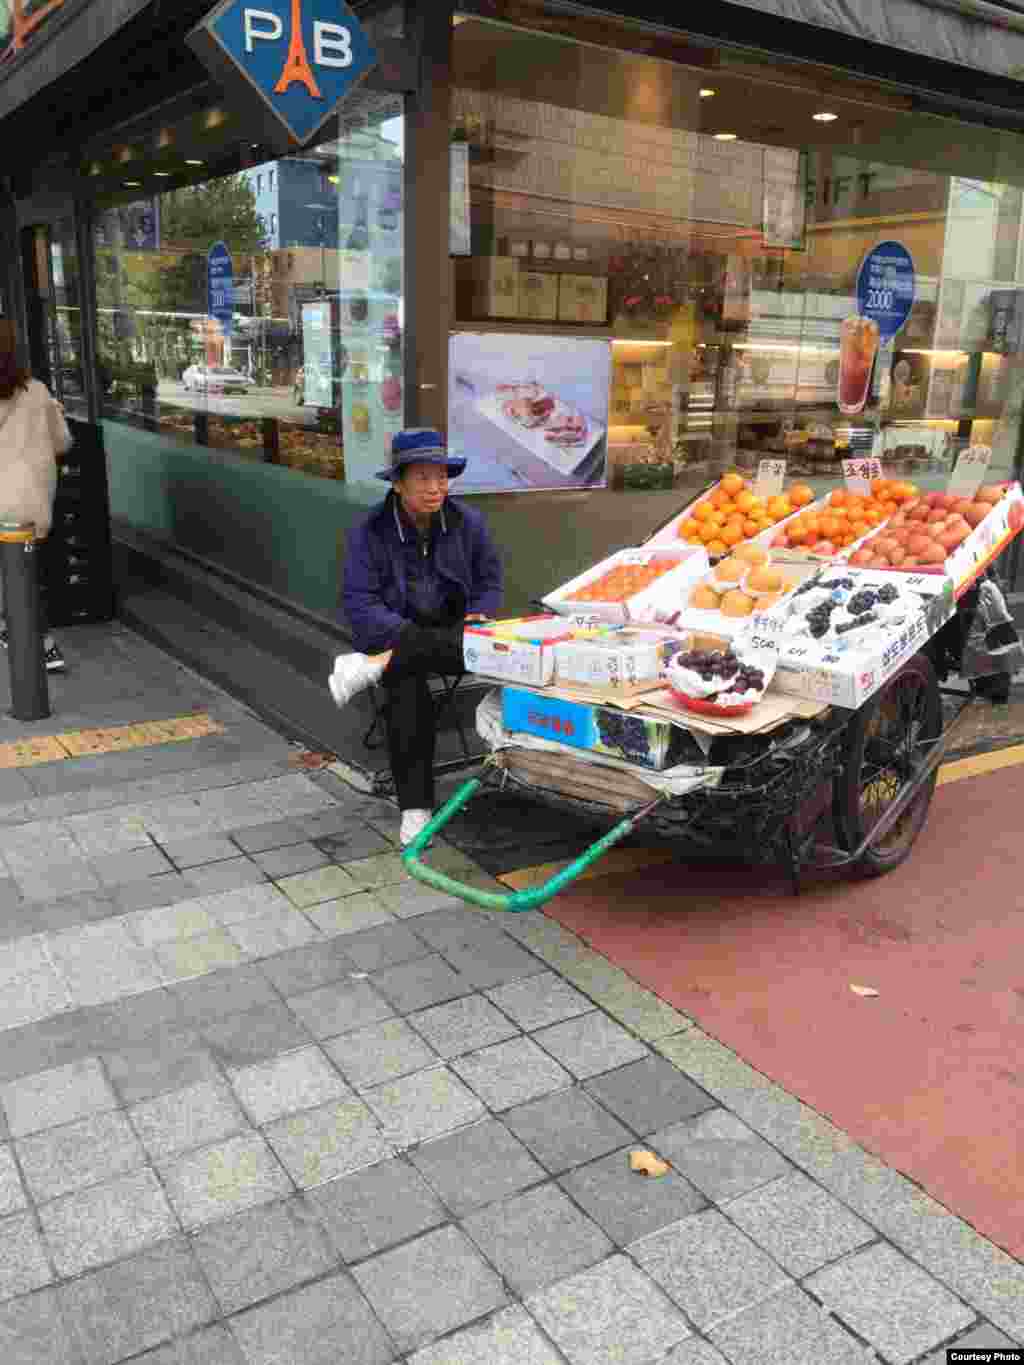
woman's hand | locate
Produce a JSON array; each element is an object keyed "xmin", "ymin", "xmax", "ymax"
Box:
[{"xmin": 465, "ymin": 614, "xmax": 489, "ymax": 623}]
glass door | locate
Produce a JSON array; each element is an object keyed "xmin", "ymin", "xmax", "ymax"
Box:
[{"xmin": 20, "ymin": 220, "xmax": 88, "ymax": 416}]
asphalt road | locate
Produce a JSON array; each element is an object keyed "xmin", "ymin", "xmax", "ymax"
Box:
[{"xmin": 156, "ymin": 380, "xmax": 319, "ymax": 426}]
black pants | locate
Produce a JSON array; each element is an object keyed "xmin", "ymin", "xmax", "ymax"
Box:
[{"xmin": 380, "ymin": 621, "xmax": 465, "ymax": 810}]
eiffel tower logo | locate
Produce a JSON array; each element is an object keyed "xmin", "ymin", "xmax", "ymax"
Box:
[{"xmin": 274, "ymin": 0, "xmax": 322, "ymax": 98}]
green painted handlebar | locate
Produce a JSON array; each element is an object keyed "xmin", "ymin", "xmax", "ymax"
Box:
[{"xmin": 401, "ymin": 777, "xmax": 664, "ymax": 912}]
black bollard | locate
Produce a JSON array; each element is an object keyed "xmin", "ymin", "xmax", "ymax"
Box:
[{"xmin": 0, "ymin": 523, "xmax": 50, "ymax": 721}]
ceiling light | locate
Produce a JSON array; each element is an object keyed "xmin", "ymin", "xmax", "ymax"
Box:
[
  {"xmin": 185, "ymin": 159, "xmax": 204, "ymax": 165},
  {"xmin": 154, "ymin": 171, "xmax": 171, "ymax": 177},
  {"xmin": 813, "ymin": 111, "xmax": 839, "ymax": 122},
  {"xmin": 713, "ymin": 132, "xmax": 737, "ymax": 141},
  {"xmin": 699, "ymin": 88, "xmax": 716, "ymax": 98},
  {"xmin": 123, "ymin": 181, "xmax": 142, "ymax": 187}
]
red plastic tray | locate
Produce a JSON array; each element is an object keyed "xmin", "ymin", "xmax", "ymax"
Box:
[{"xmin": 668, "ymin": 688, "xmax": 756, "ymax": 719}]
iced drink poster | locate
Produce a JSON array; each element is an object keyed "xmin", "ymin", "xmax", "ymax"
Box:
[
  {"xmin": 449, "ymin": 333, "xmax": 611, "ymax": 493},
  {"xmin": 838, "ymin": 241, "xmax": 915, "ymax": 415}
]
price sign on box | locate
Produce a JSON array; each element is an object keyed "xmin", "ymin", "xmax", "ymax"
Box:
[
  {"xmin": 948, "ymin": 445, "xmax": 991, "ymax": 500},
  {"xmin": 842, "ymin": 457, "xmax": 882, "ymax": 496},
  {"xmin": 620, "ymin": 550, "xmax": 655, "ymax": 566},
  {"xmin": 754, "ymin": 459, "xmax": 787, "ymax": 499}
]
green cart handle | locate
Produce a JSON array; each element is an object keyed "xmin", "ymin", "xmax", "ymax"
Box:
[{"xmin": 401, "ymin": 777, "xmax": 666, "ymax": 912}]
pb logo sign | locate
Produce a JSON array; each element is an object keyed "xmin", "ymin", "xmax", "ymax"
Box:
[{"xmin": 191, "ymin": 0, "xmax": 376, "ymax": 145}]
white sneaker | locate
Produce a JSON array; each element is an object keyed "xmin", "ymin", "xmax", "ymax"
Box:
[
  {"xmin": 328, "ymin": 653, "xmax": 380, "ymax": 708},
  {"xmin": 400, "ymin": 809, "xmax": 433, "ymax": 847}
]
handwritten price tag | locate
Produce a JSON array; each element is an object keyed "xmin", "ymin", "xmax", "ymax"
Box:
[
  {"xmin": 619, "ymin": 550, "xmax": 654, "ymax": 566},
  {"xmin": 842, "ymin": 457, "xmax": 883, "ymax": 495},
  {"xmin": 754, "ymin": 459, "xmax": 787, "ymax": 499},
  {"xmin": 948, "ymin": 445, "xmax": 991, "ymax": 499}
]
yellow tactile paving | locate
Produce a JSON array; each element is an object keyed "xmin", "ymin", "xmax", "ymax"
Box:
[
  {"xmin": 0, "ymin": 713, "xmax": 224, "ymax": 768},
  {"xmin": 937, "ymin": 741, "xmax": 1024, "ymax": 787}
]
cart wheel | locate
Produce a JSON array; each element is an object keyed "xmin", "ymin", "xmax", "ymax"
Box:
[{"xmin": 833, "ymin": 652, "xmax": 941, "ymax": 877}]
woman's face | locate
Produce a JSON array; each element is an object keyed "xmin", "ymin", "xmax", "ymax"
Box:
[{"xmin": 395, "ymin": 462, "xmax": 449, "ymax": 522}]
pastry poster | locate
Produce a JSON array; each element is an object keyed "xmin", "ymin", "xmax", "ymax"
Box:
[{"xmin": 449, "ymin": 332, "xmax": 611, "ymax": 493}]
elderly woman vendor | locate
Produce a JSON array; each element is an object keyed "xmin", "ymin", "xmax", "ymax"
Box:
[{"xmin": 331, "ymin": 428, "xmax": 503, "ymax": 846}]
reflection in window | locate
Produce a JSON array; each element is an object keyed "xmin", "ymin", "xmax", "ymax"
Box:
[{"xmin": 91, "ymin": 103, "xmax": 405, "ymax": 484}]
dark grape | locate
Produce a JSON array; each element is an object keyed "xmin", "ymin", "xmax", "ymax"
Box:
[
  {"xmin": 836, "ymin": 611, "xmax": 879, "ymax": 635},
  {"xmin": 848, "ymin": 591, "xmax": 878, "ymax": 615},
  {"xmin": 877, "ymin": 585, "xmax": 899, "ymax": 604}
]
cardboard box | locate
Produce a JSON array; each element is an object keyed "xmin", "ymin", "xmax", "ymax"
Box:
[
  {"xmin": 558, "ymin": 273, "xmax": 609, "ymax": 324},
  {"xmin": 463, "ymin": 616, "xmax": 575, "ymax": 687},
  {"xmin": 544, "ymin": 545, "xmax": 709, "ymax": 624},
  {"xmin": 517, "ymin": 270, "xmax": 559, "ymax": 321},
  {"xmin": 502, "ymin": 686, "xmax": 682, "ymax": 770},
  {"xmin": 771, "ymin": 571, "xmax": 956, "ymax": 709},
  {"xmin": 553, "ymin": 627, "xmax": 682, "ymax": 696}
]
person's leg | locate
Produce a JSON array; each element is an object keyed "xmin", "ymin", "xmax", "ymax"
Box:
[{"xmin": 381, "ymin": 673, "xmax": 437, "ymax": 812}]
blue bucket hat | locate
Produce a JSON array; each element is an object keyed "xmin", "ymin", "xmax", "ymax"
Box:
[{"xmin": 376, "ymin": 428, "xmax": 467, "ymax": 481}]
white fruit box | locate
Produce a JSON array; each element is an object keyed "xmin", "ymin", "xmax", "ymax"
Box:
[
  {"xmin": 668, "ymin": 560, "xmax": 822, "ymax": 646},
  {"xmin": 771, "ymin": 571, "xmax": 956, "ymax": 709},
  {"xmin": 462, "ymin": 616, "xmax": 577, "ymax": 687},
  {"xmin": 645, "ymin": 482, "xmax": 803, "ymax": 552},
  {"xmin": 543, "ymin": 545, "xmax": 709, "ymax": 624},
  {"xmin": 945, "ymin": 481, "xmax": 1023, "ymax": 598},
  {"xmin": 552, "ymin": 627, "xmax": 686, "ymax": 696}
]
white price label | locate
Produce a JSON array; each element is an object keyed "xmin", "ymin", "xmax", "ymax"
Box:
[
  {"xmin": 948, "ymin": 445, "xmax": 991, "ymax": 499},
  {"xmin": 754, "ymin": 459, "xmax": 787, "ymax": 499},
  {"xmin": 842, "ymin": 457, "xmax": 883, "ymax": 495},
  {"xmin": 619, "ymin": 550, "xmax": 654, "ymax": 566}
]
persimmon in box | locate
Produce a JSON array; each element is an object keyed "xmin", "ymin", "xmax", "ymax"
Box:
[
  {"xmin": 651, "ymin": 471, "xmax": 814, "ymax": 556},
  {"xmin": 848, "ymin": 482, "xmax": 1022, "ymax": 584},
  {"xmin": 670, "ymin": 544, "xmax": 805, "ymax": 631},
  {"xmin": 543, "ymin": 545, "xmax": 709, "ymax": 623},
  {"xmin": 768, "ymin": 480, "xmax": 920, "ymax": 561}
]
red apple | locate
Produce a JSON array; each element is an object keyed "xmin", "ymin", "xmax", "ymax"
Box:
[{"xmin": 964, "ymin": 503, "xmax": 990, "ymax": 528}]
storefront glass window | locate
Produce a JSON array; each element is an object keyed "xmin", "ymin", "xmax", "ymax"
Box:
[
  {"xmin": 450, "ymin": 12, "xmax": 1024, "ymax": 547},
  {"xmin": 87, "ymin": 93, "xmax": 404, "ymax": 609}
]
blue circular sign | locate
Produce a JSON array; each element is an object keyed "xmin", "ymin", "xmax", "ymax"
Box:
[{"xmin": 855, "ymin": 241, "xmax": 915, "ymax": 342}]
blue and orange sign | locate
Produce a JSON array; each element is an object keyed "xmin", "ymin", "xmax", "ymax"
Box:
[{"xmin": 192, "ymin": 0, "xmax": 376, "ymax": 145}]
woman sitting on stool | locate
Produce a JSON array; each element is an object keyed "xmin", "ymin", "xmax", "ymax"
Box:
[{"xmin": 330, "ymin": 428, "xmax": 503, "ymax": 846}]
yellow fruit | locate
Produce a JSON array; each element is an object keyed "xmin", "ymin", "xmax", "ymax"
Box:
[
  {"xmin": 748, "ymin": 566, "xmax": 784, "ymax": 594},
  {"xmin": 721, "ymin": 472, "xmax": 746, "ymax": 496},
  {"xmin": 706, "ymin": 539, "xmax": 728, "ymax": 557},
  {"xmin": 734, "ymin": 543, "xmax": 769, "ymax": 567},
  {"xmin": 689, "ymin": 584, "xmax": 719, "ymax": 610},
  {"xmin": 714, "ymin": 557, "xmax": 745, "ymax": 584},
  {"xmin": 693, "ymin": 502, "xmax": 715, "ymax": 522},
  {"xmin": 720, "ymin": 523, "xmax": 744, "ymax": 547},
  {"xmin": 678, "ymin": 519, "xmax": 701, "ymax": 541},
  {"xmin": 721, "ymin": 590, "xmax": 755, "ymax": 618}
]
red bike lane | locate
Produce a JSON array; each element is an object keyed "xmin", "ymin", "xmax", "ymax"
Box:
[{"xmin": 546, "ymin": 761, "xmax": 1024, "ymax": 1259}]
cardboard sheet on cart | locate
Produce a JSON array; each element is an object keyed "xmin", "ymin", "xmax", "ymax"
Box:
[
  {"xmin": 476, "ymin": 396, "xmax": 605, "ymax": 478},
  {"xmin": 633, "ymin": 688, "xmax": 829, "ymax": 736},
  {"xmin": 476, "ymin": 691, "xmax": 723, "ymax": 796}
]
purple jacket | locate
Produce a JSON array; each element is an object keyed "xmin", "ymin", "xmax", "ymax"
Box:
[{"xmin": 341, "ymin": 492, "xmax": 503, "ymax": 654}]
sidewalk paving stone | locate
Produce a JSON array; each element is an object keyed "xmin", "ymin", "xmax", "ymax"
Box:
[
  {"xmin": 661, "ymin": 1343, "xmax": 731, "ymax": 1365},
  {"xmin": 251, "ymin": 841, "xmax": 330, "ymax": 879},
  {"xmin": 0, "ymin": 1286, "xmax": 80, "ymax": 1365},
  {"xmin": 352, "ymin": 1224, "xmax": 507, "ymax": 1356},
  {"xmin": 306, "ymin": 893, "xmax": 396, "ymax": 936},
  {"xmin": 60, "ymin": 1236, "xmax": 218, "ymax": 1365},
  {"xmin": 343, "ymin": 922, "xmax": 432, "ymax": 973},
  {"xmin": 185, "ymin": 858, "xmax": 267, "ymax": 897},
  {"xmin": 526, "ymin": 1254, "xmax": 691, "ymax": 1365},
  {"xmin": 504, "ymin": 1088, "xmax": 634, "ymax": 1175},
  {"xmin": 324, "ymin": 1018, "xmax": 438, "ymax": 1090},
  {"xmin": 0, "ymin": 1211, "xmax": 53, "ymax": 1301},
  {"xmin": 159, "ymin": 1132, "xmax": 291, "ymax": 1229},
  {"xmin": 191, "ymin": 1195, "xmax": 338, "ymax": 1315},
  {"xmin": 135, "ymin": 1324, "xmax": 247, "ymax": 1365},
  {"xmin": 263, "ymin": 1098, "xmax": 394, "ymax": 1188},
  {"xmin": 16, "ymin": 1108, "xmax": 144, "ymax": 1201},
  {"xmin": 485, "ymin": 971, "xmax": 593, "ymax": 1031},
  {"xmin": 225, "ymin": 904, "xmax": 319, "ymax": 959},
  {"xmin": 40, "ymin": 1166, "xmax": 178, "ymax": 1276},
  {"xmin": 371, "ymin": 955, "xmax": 472, "ymax": 1014},
  {"xmin": 921, "ymin": 1323, "xmax": 1020, "ymax": 1361},
  {"xmin": 278, "ymin": 864, "xmax": 359, "ymax": 907},
  {"xmin": 708, "ymin": 1284, "xmax": 869, "ymax": 1365},
  {"xmin": 287, "ymin": 979, "xmax": 396, "ymax": 1038},
  {"xmin": 0, "ymin": 1056, "xmax": 116, "ymax": 1137},
  {"xmin": 310, "ymin": 824, "xmax": 392, "ymax": 863},
  {"xmin": 305, "ymin": 1157, "xmax": 447, "ymax": 1264},
  {"xmin": 201, "ymin": 1001, "xmax": 311, "ymax": 1069},
  {"xmin": 104, "ymin": 1030, "xmax": 219, "ymax": 1104},
  {"xmin": 159, "ymin": 835, "xmax": 241, "ymax": 869},
  {"xmin": 805, "ymin": 1242, "xmax": 976, "ymax": 1363},
  {"xmin": 130, "ymin": 1078, "xmax": 247, "ymax": 1161},
  {"xmin": 440, "ymin": 932, "xmax": 546, "ymax": 990},
  {"xmin": 630, "ymin": 1208, "xmax": 791, "ymax": 1333},
  {"xmin": 723, "ymin": 1170, "xmax": 875, "ymax": 1277},
  {"xmin": 258, "ymin": 940, "xmax": 355, "ymax": 997},
  {"xmin": 229, "ymin": 820, "xmax": 308, "ymax": 854},
  {"xmin": 585, "ymin": 1056, "xmax": 716, "ymax": 1135},
  {"xmin": 561, "ymin": 1148, "xmax": 707, "ymax": 1247},
  {"xmin": 364, "ymin": 1067, "xmax": 485, "ymax": 1148},
  {"xmin": 172, "ymin": 964, "xmax": 278, "ymax": 1028},
  {"xmin": 229, "ymin": 1046, "xmax": 351, "ymax": 1126},
  {"xmin": 156, "ymin": 929, "xmax": 247, "ymax": 982},
  {"xmin": 342, "ymin": 853, "xmax": 411, "ymax": 890},
  {"xmin": 452, "ymin": 1036, "xmax": 572, "ymax": 1111},
  {"xmin": 407, "ymin": 1304, "xmax": 563, "ymax": 1365},
  {"xmin": 463, "ymin": 1181, "xmax": 613, "ymax": 1295},
  {"xmin": 410, "ymin": 994, "xmax": 519, "ymax": 1059},
  {"xmin": 408, "ymin": 1118, "xmax": 545, "ymax": 1216},
  {"xmin": 228, "ymin": 1271, "xmax": 396, "ymax": 1365},
  {"xmin": 0, "ymin": 1144, "xmax": 26, "ymax": 1214},
  {"xmin": 650, "ymin": 1108, "xmax": 794, "ymax": 1203},
  {"xmin": 531, "ymin": 1012, "xmax": 649, "ymax": 1081}
]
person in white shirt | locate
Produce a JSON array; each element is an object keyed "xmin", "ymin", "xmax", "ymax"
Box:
[{"xmin": 0, "ymin": 320, "xmax": 72, "ymax": 672}]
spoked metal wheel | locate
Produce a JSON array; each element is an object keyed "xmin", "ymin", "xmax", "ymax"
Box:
[{"xmin": 833, "ymin": 652, "xmax": 942, "ymax": 877}]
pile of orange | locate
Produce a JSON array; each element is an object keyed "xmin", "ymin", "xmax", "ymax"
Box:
[
  {"xmin": 676, "ymin": 473, "xmax": 815, "ymax": 558},
  {"xmin": 571, "ymin": 555, "xmax": 681, "ymax": 603},
  {"xmin": 771, "ymin": 481, "xmax": 919, "ymax": 557}
]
